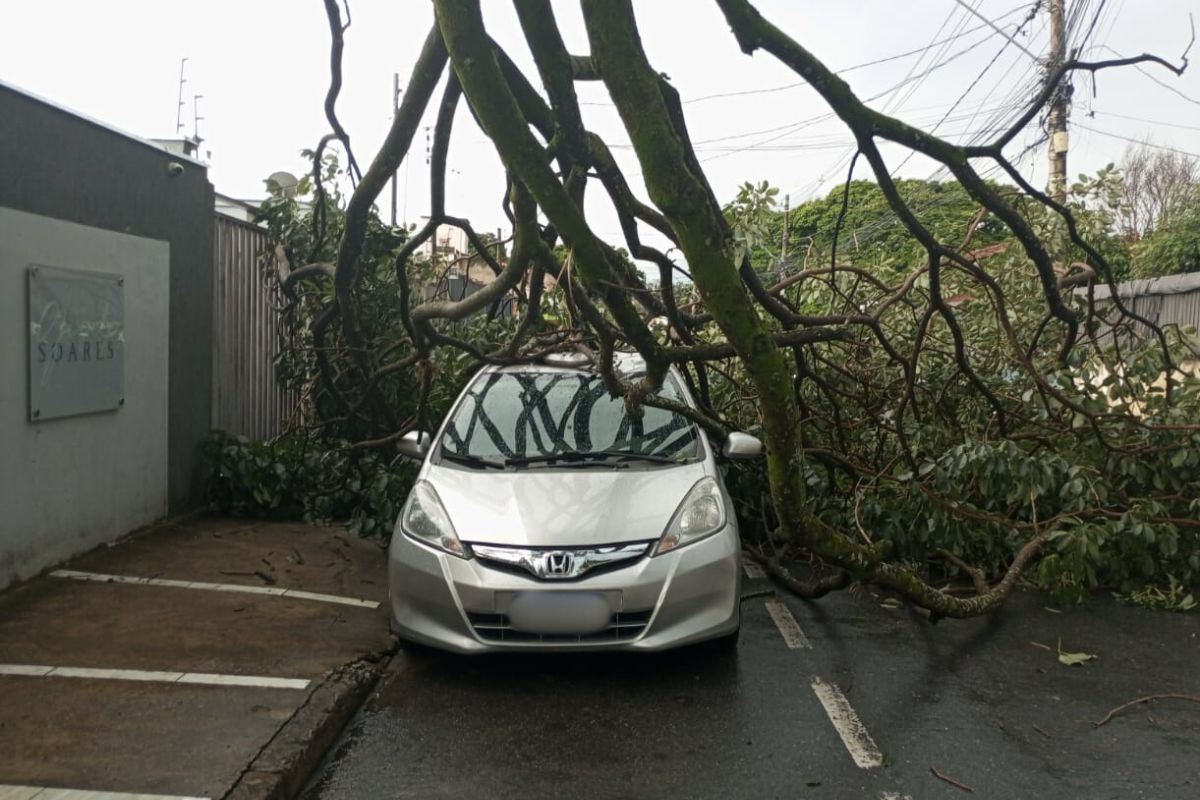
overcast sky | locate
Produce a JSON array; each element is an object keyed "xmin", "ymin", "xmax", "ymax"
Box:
[{"xmin": 3, "ymin": 1, "xmax": 1197, "ymax": 248}]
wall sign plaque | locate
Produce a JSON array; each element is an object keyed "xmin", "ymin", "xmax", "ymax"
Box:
[{"xmin": 27, "ymin": 264, "xmax": 125, "ymax": 421}]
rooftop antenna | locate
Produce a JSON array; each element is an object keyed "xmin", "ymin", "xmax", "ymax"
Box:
[
  {"xmin": 175, "ymin": 57, "xmax": 189, "ymax": 135},
  {"xmin": 192, "ymin": 94, "xmax": 205, "ymax": 146}
]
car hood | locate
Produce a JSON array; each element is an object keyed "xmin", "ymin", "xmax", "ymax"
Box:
[{"xmin": 425, "ymin": 461, "xmax": 710, "ymax": 547}]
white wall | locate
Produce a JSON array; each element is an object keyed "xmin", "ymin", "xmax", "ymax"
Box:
[{"xmin": 0, "ymin": 207, "xmax": 170, "ymax": 588}]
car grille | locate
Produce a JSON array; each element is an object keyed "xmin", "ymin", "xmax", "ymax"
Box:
[
  {"xmin": 466, "ymin": 609, "xmax": 653, "ymax": 644},
  {"xmin": 471, "ymin": 541, "xmax": 651, "ymax": 581}
]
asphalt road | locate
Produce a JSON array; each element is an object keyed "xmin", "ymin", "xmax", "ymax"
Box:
[{"xmin": 304, "ymin": 583, "xmax": 1199, "ymax": 800}]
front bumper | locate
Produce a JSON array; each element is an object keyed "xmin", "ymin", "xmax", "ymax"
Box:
[{"xmin": 387, "ymin": 527, "xmax": 741, "ymax": 654}]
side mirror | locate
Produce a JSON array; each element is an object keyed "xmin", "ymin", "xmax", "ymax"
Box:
[
  {"xmin": 722, "ymin": 432, "xmax": 763, "ymax": 460},
  {"xmin": 397, "ymin": 430, "xmax": 431, "ymax": 462}
]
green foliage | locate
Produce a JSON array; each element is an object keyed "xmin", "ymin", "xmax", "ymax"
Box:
[
  {"xmin": 1066, "ymin": 165, "xmax": 1135, "ymax": 281},
  {"xmin": 203, "ymin": 430, "xmax": 415, "ymax": 537},
  {"xmin": 1133, "ymin": 189, "xmax": 1200, "ymax": 278},
  {"xmin": 724, "ymin": 180, "xmax": 780, "ymax": 268},
  {"xmin": 736, "ymin": 179, "xmax": 1012, "ymax": 279},
  {"xmin": 203, "ymin": 155, "xmax": 519, "ymax": 535},
  {"xmin": 711, "ymin": 179, "xmax": 1200, "ymax": 604},
  {"xmin": 1117, "ymin": 575, "xmax": 1197, "ymax": 611},
  {"xmin": 1070, "ymin": 150, "xmax": 1200, "ymax": 280}
]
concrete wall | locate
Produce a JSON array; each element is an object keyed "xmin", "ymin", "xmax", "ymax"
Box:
[
  {"xmin": 0, "ymin": 81, "xmax": 214, "ymax": 512},
  {"xmin": 0, "ymin": 208, "xmax": 170, "ymax": 587}
]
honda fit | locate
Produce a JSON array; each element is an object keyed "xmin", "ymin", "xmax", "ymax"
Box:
[{"xmin": 388, "ymin": 351, "xmax": 761, "ymax": 653}]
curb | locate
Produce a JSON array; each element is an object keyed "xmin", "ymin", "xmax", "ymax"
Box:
[{"xmin": 223, "ymin": 645, "xmax": 398, "ymax": 800}]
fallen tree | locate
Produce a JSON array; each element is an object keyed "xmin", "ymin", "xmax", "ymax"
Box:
[{"xmin": 250, "ymin": 0, "xmax": 1199, "ymax": 616}]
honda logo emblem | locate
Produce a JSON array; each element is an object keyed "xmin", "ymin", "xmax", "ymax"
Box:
[{"xmin": 543, "ymin": 551, "xmax": 575, "ymax": 577}]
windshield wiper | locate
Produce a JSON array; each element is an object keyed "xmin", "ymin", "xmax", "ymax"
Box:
[
  {"xmin": 504, "ymin": 450, "xmax": 681, "ymax": 468},
  {"xmin": 440, "ymin": 452, "xmax": 507, "ymax": 470}
]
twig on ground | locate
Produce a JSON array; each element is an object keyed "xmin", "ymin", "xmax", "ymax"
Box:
[
  {"xmin": 1094, "ymin": 694, "xmax": 1200, "ymax": 727},
  {"xmin": 930, "ymin": 767, "xmax": 974, "ymax": 792}
]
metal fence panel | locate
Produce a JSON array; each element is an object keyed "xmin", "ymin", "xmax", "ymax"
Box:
[
  {"xmin": 1084, "ymin": 272, "xmax": 1200, "ymax": 348},
  {"xmin": 212, "ymin": 213, "xmax": 292, "ymax": 440}
]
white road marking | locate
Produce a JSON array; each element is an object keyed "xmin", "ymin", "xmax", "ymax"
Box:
[
  {"xmin": 765, "ymin": 597, "xmax": 811, "ymax": 649},
  {"xmin": 0, "ymin": 786, "xmax": 207, "ymax": 800},
  {"xmin": 880, "ymin": 793, "xmax": 912, "ymax": 799},
  {"xmin": 0, "ymin": 665, "xmax": 53, "ymax": 677},
  {"xmin": 49, "ymin": 569, "xmax": 379, "ymax": 609},
  {"xmin": 174, "ymin": 672, "xmax": 307, "ymax": 689},
  {"xmin": 742, "ymin": 561, "xmax": 766, "ymax": 580},
  {"xmin": 811, "ymin": 676, "xmax": 884, "ymax": 769},
  {"xmin": 0, "ymin": 664, "xmax": 309, "ymax": 690}
]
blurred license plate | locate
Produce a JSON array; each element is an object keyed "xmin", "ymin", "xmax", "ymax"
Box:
[{"xmin": 507, "ymin": 591, "xmax": 610, "ymax": 634}]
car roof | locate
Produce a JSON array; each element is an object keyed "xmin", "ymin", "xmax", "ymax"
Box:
[{"xmin": 488, "ymin": 351, "xmax": 649, "ymax": 377}]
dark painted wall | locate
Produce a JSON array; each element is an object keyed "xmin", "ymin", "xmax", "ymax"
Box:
[{"xmin": 0, "ymin": 84, "xmax": 214, "ymax": 511}]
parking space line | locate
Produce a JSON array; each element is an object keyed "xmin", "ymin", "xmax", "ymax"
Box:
[
  {"xmin": 0, "ymin": 664, "xmax": 309, "ymax": 690},
  {"xmin": 0, "ymin": 786, "xmax": 208, "ymax": 800},
  {"xmin": 742, "ymin": 561, "xmax": 766, "ymax": 580},
  {"xmin": 0, "ymin": 665, "xmax": 53, "ymax": 677},
  {"xmin": 175, "ymin": 672, "xmax": 308, "ymax": 689},
  {"xmin": 765, "ymin": 597, "xmax": 811, "ymax": 649},
  {"xmin": 811, "ymin": 676, "xmax": 884, "ymax": 769},
  {"xmin": 49, "ymin": 569, "xmax": 379, "ymax": 609}
]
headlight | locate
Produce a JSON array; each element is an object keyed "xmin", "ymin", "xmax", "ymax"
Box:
[
  {"xmin": 400, "ymin": 481, "xmax": 469, "ymax": 558},
  {"xmin": 654, "ymin": 476, "xmax": 726, "ymax": 555}
]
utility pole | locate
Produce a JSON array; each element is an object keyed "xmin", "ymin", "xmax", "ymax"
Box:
[
  {"xmin": 390, "ymin": 73, "xmax": 401, "ymax": 227},
  {"xmin": 1047, "ymin": 0, "xmax": 1068, "ymax": 205}
]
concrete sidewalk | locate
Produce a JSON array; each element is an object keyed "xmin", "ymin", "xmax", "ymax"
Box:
[{"xmin": 0, "ymin": 515, "xmax": 395, "ymax": 800}]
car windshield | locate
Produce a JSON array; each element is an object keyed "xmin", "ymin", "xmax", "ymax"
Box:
[{"xmin": 438, "ymin": 370, "xmax": 701, "ymax": 465}]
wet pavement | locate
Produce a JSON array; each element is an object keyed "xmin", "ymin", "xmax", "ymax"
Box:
[
  {"xmin": 304, "ymin": 585, "xmax": 1200, "ymax": 800},
  {"xmin": 0, "ymin": 516, "xmax": 391, "ymax": 798}
]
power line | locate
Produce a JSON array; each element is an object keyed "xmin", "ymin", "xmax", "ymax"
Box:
[
  {"xmin": 1074, "ymin": 123, "xmax": 1200, "ymax": 158},
  {"xmin": 704, "ymin": 15, "xmax": 1022, "ymax": 168},
  {"xmin": 670, "ymin": 100, "xmax": 1011, "ymax": 151},
  {"xmin": 891, "ymin": 1, "xmax": 1043, "ymax": 176},
  {"xmin": 950, "ymin": 0, "xmax": 1040, "ymax": 60},
  {"xmin": 577, "ymin": 4, "xmax": 1037, "ymax": 108},
  {"xmin": 880, "ymin": 1, "xmax": 975, "ymax": 116},
  {"xmin": 1076, "ymin": 0, "xmax": 1111, "ymax": 54},
  {"xmin": 1091, "ymin": 109, "xmax": 1200, "ymax": 132},
  {"xmin": 784, "ymin": 3, "xmax": 1044, "ymax": 202}
]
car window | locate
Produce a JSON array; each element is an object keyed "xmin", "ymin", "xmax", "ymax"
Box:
[{"xmin": 439, "ymin": 371, "xmax": 700, "ymax": 461}]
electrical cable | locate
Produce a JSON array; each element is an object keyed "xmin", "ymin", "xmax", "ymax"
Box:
[{"xmin": 1074, "ymin": 123, "xmax": 1200, "ymax": 158}]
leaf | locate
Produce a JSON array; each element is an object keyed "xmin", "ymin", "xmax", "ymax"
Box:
[
  {"xmin": 879, "ymin": 598, "xmax": 902, "ymax": 609},
  {"xmin": 1058, "ymin": 650, "xmax": 1097, "ymax": 666},
  {"xmin": 1057, "ymin": 638, "xmax": 1097, "ymax": 666}
]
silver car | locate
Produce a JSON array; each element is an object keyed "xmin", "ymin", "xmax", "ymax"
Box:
[{"xmin": 387, "ymin": 352, "xmax": 762, "ymax": 653}]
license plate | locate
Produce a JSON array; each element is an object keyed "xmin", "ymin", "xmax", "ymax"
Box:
[{"xmin": 507, "ymin": 591, "xmax": 611, "ymax": 635}]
